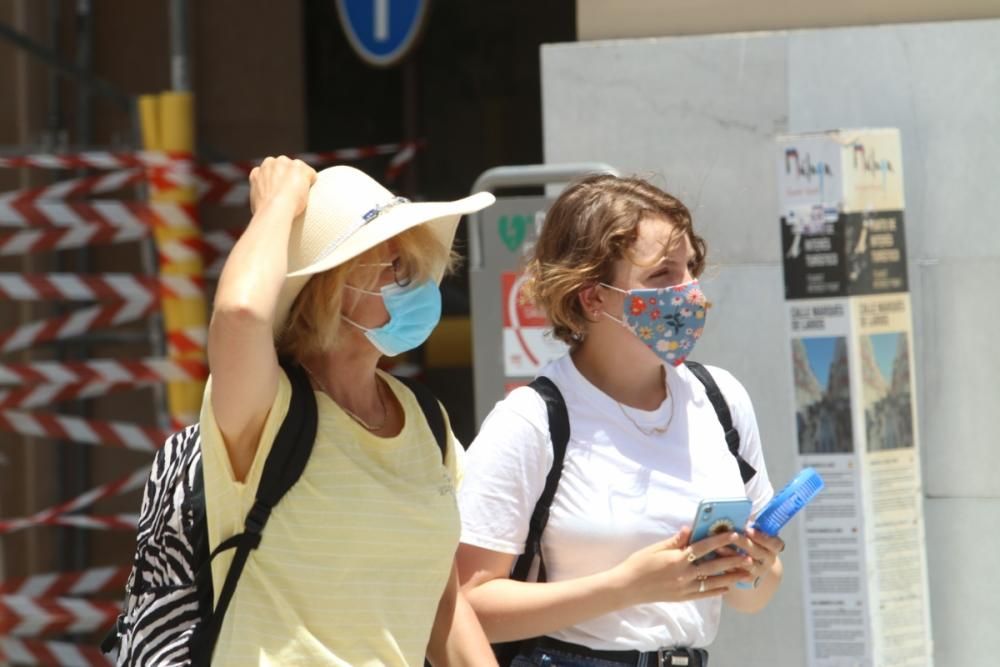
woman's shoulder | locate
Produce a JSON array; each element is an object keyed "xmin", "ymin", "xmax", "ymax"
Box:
[{"xmin": 678, "ymin": 361, "xmax": 753, "ymax": 407}]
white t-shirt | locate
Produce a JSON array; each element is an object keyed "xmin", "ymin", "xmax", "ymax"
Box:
[{"xmin": 458, "ymin": 354, "xmax": 774, "ymax": 651}]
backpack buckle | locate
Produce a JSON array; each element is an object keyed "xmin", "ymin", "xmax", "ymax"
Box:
[
  {"xmin": 244, "ymin": 502, "xmax": 271, "ymax": 534},
  {"xmin": 657, "ymin": 647, "xmax": 692, "ymax": 666}
]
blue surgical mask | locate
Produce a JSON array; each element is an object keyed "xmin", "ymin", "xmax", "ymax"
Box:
[{"xmin": 342, "ymin": 279, "xmax": 442, "ymax": 356}]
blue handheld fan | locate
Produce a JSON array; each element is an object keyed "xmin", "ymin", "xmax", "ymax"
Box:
[{"xmin": 754, "ymin": 467, "xmax": 825, "ymax": 536}]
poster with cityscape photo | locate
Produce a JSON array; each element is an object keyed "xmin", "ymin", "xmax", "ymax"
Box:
[
  {"xmin": 861, "ymin": 332, "xmax": 915, "ymax": 452},
  {"xmin": 792, "ymin": 336, "xmax": 854, "ymax": 454}
]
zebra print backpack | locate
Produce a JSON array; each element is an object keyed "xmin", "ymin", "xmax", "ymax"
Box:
[
  {"xmin": 103, "ymin": 361, "xmax": 448, "ymax": 666},
  {"xmin": 102, "ymin": 360, "xmax": 318, "ymax": 666}
]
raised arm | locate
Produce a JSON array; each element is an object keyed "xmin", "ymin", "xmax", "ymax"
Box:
[{"xmin": 207, "ymin": 156, "xmax": 316, "ymax": 481}]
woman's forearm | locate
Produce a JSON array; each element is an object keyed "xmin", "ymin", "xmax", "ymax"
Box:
[
  {"xmin": 462, "ymin": 568, "xmax": 630, "ymax": 644},
  {"xmin": 213, "ymin": 194, "xmax": 298, "ymax": 325},
  {"xmin": 723, "ymin": 556, "xmax": 783, "ymax": 613},
  {"xmin": 428, "ymin": 566, "xmax": 497, "ymax": 666}
]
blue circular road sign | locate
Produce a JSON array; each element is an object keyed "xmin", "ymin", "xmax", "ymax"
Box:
[{"xmin": 336, "ymin": 0, "xmax": 429, "ymax": 67}]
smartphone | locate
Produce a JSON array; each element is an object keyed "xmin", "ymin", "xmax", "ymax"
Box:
[{"xmin": 689, "ymin": 497, "xmax": 752, "ymax": 562}]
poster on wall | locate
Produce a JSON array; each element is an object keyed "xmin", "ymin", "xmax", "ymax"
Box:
[
  {"xmin": 790, "ymin": 300, "xmax": 871, "ymax": 667},
  {"xmin": 855, "ymin": 295, "xmax": 933, "ymax": 667},
  {"xmin": 780, "ymin": 129, "xmax": 932, "ymax": 667}
]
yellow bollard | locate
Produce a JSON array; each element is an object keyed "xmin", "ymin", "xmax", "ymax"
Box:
[{"xmin": 139, "ymin": 91, "xmax": 207, "ymax": 425}]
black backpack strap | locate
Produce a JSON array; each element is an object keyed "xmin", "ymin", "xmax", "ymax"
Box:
[
  {"xmin": 394, "ymin": 375, "xmax": 447, "ymax": 461},
  {"xmin": 191, "ymin": 357, "xmax": 318, "ymax": 664},
  {"xmin": 510, "ymin": 377, "xmax": 569, "ymax": 583},
  {"xmin": 684, "ymin": 360, "xmax": 757, "ymax": 484},
  {"xmin": 492, "ymin": 377, "xmax": 570, "ymax": 665}
]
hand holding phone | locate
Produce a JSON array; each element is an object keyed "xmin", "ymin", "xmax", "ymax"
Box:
[{"xmin": 688, "ymin": 497, "xmax": 752, "ymax": 564}]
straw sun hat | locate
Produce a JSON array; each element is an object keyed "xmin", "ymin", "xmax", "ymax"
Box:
[{"xmin": 272, "ymin": 165, "xmax": 495, "ymax": 335}]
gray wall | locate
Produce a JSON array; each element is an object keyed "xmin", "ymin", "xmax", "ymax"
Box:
[{"xmin": 541, "ymin": 18, "xmax": 1000, "ymax": 667}]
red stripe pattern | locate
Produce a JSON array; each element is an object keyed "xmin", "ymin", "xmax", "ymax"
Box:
[
  {"xmin": 0, "ymin": 595, "xmax": 121, "ymax": 637},
  {"xmin": 0, "ymin": 169, "xmax": 146, "ymax": 202},
  {"xmin": 0, "ymin": 469, "xmax": 148, "ymax": 535},
  {"xmin": 0, "ymin": 302, "xmax": 160, "ymax": 354},
  {"xmin": 0, "ymin": 566, "xmax": 130, "ymax": 598},
  {"xmin": 0, "ymin": 274, "xmax": 203, "ymax": 302},
  {"xmin": 0, "ymin": 358, "xmax": 207, "ymax": 386},
  {"xmin": 0, "ymin": 636, "xmax": 114, "ymax": 666},
  {"xmin": 0, "ymin": 222, "xmax": 148, "ymax": 256}
]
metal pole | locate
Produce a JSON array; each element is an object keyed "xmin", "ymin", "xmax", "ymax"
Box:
[
  {"xmin": 169, "ymin": 0, "xmax": 190, "ymax": 92},
  {"xmin": 468, "ymin": 163, "xmax": 619, "ymax": 270}
]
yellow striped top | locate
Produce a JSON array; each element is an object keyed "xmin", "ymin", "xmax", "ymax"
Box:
[{"xmin": 200, "ymin": 368, "xmax": 461, "ymax": 666}]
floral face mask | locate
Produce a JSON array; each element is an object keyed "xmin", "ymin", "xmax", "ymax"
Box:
[{"xmin": 599, "ymin": 279, "xmax": 709, "ymax": 366}]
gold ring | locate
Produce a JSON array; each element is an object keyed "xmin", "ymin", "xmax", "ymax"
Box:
[{"xmin": 686, "ymin": 548, "xmax": 698, "ymax": 563}]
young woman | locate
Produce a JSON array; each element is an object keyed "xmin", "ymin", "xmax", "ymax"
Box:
[
  {"xmin": 457, "ymin": 175, "xmax": 784, "ymax": 666},
  {"xmin": 202, "ymin": 157, "xmax": 497, "ymax": 666}
]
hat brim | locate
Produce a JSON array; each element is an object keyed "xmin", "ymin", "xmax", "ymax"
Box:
[
  {"xmin": 273, "ymin": 191, "xmax": 495, "ymax": 337},
  {"xmin": 286, "ymin": 191, "xmax": 494, "ymax": 279}
]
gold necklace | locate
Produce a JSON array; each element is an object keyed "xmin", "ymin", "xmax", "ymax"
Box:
[
  {"xmin": 616, "ymin": 387, "xmax": 674, "ymax": 437},
  {"xmin": 303, "ymin": 364, "xmax": 387, "ymax": 431}
]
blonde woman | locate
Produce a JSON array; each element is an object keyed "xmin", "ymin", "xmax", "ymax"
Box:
[
  {"xmin": 457, "ymin": 175, "xmax": 784, "ymax": 666},
  {"xmin": 203, "ymin": 157, "xmax": 497, "ymax": 666}
]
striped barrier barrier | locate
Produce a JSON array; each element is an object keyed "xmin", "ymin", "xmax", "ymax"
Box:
[
  {"xmin": 0, "ymin": 222, "xmax": 148, "ymax": 256},
  {"xmin": 0, "ymin": 595, "xmax": 120, "ymax": 637},
  {"xmin": 0, "ymin": 274, "xmax": 202, "ymax": 302},
  {"xmin": 0, "ymin": 410, "xmax": 172, "ymax": 451},
  {"xmin": 0, "ymin": 382, "xmax": 144, "ymax": 410},
  {"xmin": 0, "ymin": 566, "xmax": 130, "ymax": 598},
  {"xmin": 0, "ymin": 357, "xmax": 207, "ymax": 387},
  {"xmin": 0, "ymin": 468, "xmax": 149, "ymax": 535},
  {"xmin": 0, "ymin": 302, "xmax": 160, "ymax": 354},
  {"xmin": 0, "ymin": 200, "xmax": 196, "ymax": 230},
  {"xmin": 0, "ymin": 636, "xmax": 114, "ymax": 666},
  {"xmin": 0, "ymin": 169, "xmax": 145, "ymax": 203}
]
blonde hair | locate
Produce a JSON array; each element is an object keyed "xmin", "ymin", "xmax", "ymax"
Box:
[
  {"xmin": 524, "ymin": 174, "xmax": 706, "ymax": 347},
  {"xmin": 276, "ymin": 224, "xmax": 457, "ymax": 359}
]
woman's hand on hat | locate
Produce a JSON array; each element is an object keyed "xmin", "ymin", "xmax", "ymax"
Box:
[
  {"xmin": 249, "ymin": 155, "xmax": 317, "ymax": 216},
  {"xmin": 612, "ymin": 526, "xmax": 753, "ymax": 606}
]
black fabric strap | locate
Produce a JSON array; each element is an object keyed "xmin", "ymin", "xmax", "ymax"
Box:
[
  {"xmin": 529, "ymin": 636, "xmax": 708, "ymax": 667},
  {"xmin": 684, "ymin": 360, "xmax": 757, "ymax": 484},
  {"xmin": 190, "ymin": 358, "xmax": 318, "ymax": 665},
  {"xmin": 394, "ymin": 375, "xmax": 447, "ymax": 461},
  {"xmin": 510, "ymin": 377, "xmax": 569, "ymax": 583}
]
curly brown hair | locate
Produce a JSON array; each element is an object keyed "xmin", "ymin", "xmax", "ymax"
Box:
[{"xmin": 523, "ymin": 174, "xmax": 706, "ymax": 346}]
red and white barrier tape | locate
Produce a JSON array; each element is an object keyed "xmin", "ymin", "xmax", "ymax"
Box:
[
  {"xmin": 0, "ymin": 410, "xmax": 171, "ymax": 451},
  {"xmin": 0, "ymin": 169, "xmax": 145, "ymax": 203},
  {"xmin": 0, "ymin": 566, "xmax": 130, "ymax": 598},
  {"xmin": 0, "ymin": 222, "xmax": 148, "ymax": 256},
  {"xmin": 0, "ymin": 143, "xmax": 414, "ymax": 172},
  {"xmin": 0, "ymin": 595, "xmax": 120, "ymax": 637},
  {"xmin": 0, "ymin": 302, "xmax": 160, "ymax": 354},
  {"xmin": 0, "ymin": 468, "xmax": 149, "ymax": 535},
  {"xmin": 0, "ymin": 151, "xmax": 188, "ymax": 170},
  {"xmin": 36, "ymin": 514, "xmax": 137, "ymax": 531},
  {"xmin": 157, "ymin": 227, "xmax": 239, "ymax": 268},
  {"xmin": 0, "ymin": 142, "xmax": 421, "ymax": 200},
  {"xmin": 0, "ymin": 274, "xmax": 202, "ymax": 302},
  {"xmin": 0, "ymin": 201, "xmax": 195, "ymax": 230},
  {"xmin": 0, "ymin": 358, "xmax": 207, "ymax": 387},
  {"xmin": 167, "ymin": 327, "xmax": 207, "ymax": 357},
  {"xmin": 0, "ymin": 382, "xmax": 143, "ymax": 410},
  {"xmin": 0, "ymin": 636, "xmax": 114, "ymax": 666}
]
